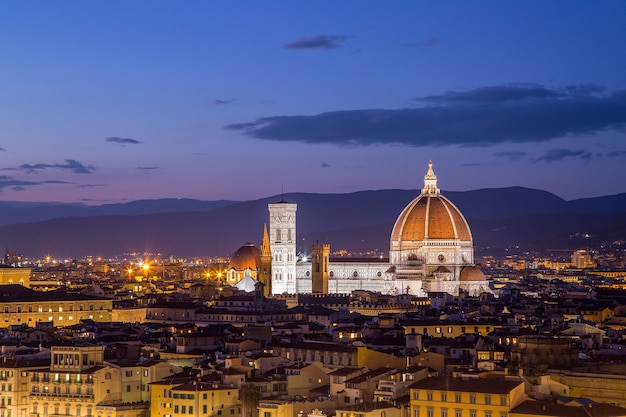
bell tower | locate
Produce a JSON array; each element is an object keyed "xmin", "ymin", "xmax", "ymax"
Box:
[
  {"xmin": 258, "ymin": 223, "xmax": 272, "ymax": 296},
  {"xmin": 268, "ymin": 200, "xmax": 297, "ymax": 294}
]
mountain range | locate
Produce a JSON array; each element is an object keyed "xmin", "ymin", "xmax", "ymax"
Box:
[{"xmin": 0, "ymin": 187, "xmax": 624, "ymax": 259}]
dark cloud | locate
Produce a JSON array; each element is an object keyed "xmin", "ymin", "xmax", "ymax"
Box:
[
  {"xmin": 533, "ymin": 149, "xmax": 593, "ymax": 163},
  {"xmin": 137, "ymin": 167, "xmax": 159, "ymax": 171},
  {"xmin": 226, "ymin": 84, "xmax": 626, "ymax": 148},
  {"xmin": 321, "ymin": 162, "xmax": 331, "ymax": 168},
  {"xmin": 494, "ymin": 151, "xmax": 527, "ymax": 161},
  {"xmin": 214, "ymin": 99, "xmax": 233, "ymax": 105},
  {"xmin": 105, "ymin": 137, "xmax": 143, "ymax": 145},
  {"xmin": 19, "ymin": 159, "xmax": 95, "ymax": 174},
  {"xmin": 0, "ymin": 148, "xmax": 6, "ymax": 151},
  {"xmin": 607, "ymin": 150, "xmax": 626, "ymax": 158},
  {"xmin": 284, "ymin": 35, "xmax": 350, "ymax": 49},
  {"xmin": 419, "ymin": 84, "xmax": 562, "ymax": 104},
  {"xmin": 0, "ymin": 176, "xmax": 70, "ymax": 192},
  {"xmin": 402, "ymin": 38, "xmax": 442, "ymax": 48},
  {"xmin": 78, "ymin": 184, "xmax": 103, "ymax": 188}
]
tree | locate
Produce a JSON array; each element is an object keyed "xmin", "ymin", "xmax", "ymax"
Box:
[{"xmin": 240, "ymin": 382, "xmax": 261, "ymax": 417}]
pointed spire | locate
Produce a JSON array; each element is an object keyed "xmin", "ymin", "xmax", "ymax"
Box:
[
  {"xmin": 421, "ymin": 160, "xmax": 440, "ymax": 195},
  {"xmin": 260, "ymin": 223, "xmax": 271, "ymax": 255}
]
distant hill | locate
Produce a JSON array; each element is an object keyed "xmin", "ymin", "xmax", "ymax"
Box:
[
  {"xmin": 0, "ymin": 199, "xmax": 237, "ymax": 227},
  {"xmin": 0, "ymin": 188, "xmax": 624, "ymax": 258}
]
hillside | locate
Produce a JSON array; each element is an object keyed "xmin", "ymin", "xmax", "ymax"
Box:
[{"xmin": 0, "ymin": 188, "xmax": 624, "ymax": 258}]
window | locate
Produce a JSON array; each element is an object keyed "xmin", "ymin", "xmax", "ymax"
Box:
[
  {"xmin": 427, "ymin": 392, "xmax": 433, "ymax": 401},
  {"xmin": 413, "ymin": 391, "xmax": 419, "ymax": 400},
  {"xmin": 470, "ymin": 394, "xmax": 476, "ymax": 404},
  {"xmin": 485, "ymin": 395, "xmax": 491, "ymax": 405},
  {"xmin": 455, "ymin": 393, "xmax": 461, "ymax": 403},
  {"xmin": 174, "ymin": 406, "xmax": 179, "ymax": 413},
  {"xmin": 469, "ymin": 411, "xmax": 476, "ymax": 417},
  {"xmin": 414, "ymin": 408, "xmax": 420, "ymax": 417},
  {"xmin": 441, "ymin": 409, "xmax": 448, "ymax": 417},
  {"xmin": 441, "ymin": 392, "xmax": 447, "ymax": 402},
  {"xmin": 485, "ymin": 412, "xmax": 492, "ymax": 417},
  {"xmin": 500, "ymin": 396, "xmax": 507, "ymax": 406},
  {"xmin": 455, "ymin": 410, "xmax": 462, "ymax": 417},
  {"xmin": 203, "ymin": 405, "xmax": 208, "ymax": 414},
  {"xmin": 427, "ymin": 408, "xmax": 434, "ymax": 417}
]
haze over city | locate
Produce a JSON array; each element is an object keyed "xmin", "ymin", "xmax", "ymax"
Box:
[{"xmin": 1, "ymin": 1, "xmax": 625, "ymax": 204}]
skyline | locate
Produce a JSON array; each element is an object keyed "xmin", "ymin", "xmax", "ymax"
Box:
[{"xmin": 1, "ymin": 2, "xmax": 626, "ymax": 204}]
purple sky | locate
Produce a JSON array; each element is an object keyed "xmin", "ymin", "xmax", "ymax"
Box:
[{"xmin": 1, "ymin": 1, "xmax": 625, "ymax": 204}]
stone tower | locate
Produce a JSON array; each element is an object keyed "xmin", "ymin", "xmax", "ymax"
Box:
[
  {"xmin": 311, "ymin": 244, "xmax": 330, "ymax": 294},
  {"xmin": 268, "ymin": 200, "xmax": 297, "ymax": 294},
  {"xmin": 258, "ymin": 223, "xmax": 272, "ymax": 296}
]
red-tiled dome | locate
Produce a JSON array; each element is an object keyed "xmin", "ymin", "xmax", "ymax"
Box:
[
  {"xmin": 459, "ymin": 265, "xmax": 486, "ymax": 281},
  {"xmin": 391, "ymin": 194, "xmax": 471, "ymax": 242},
  {"xmin": 229, "ymin": 243, "xmax": 260, "ymax": 270}
]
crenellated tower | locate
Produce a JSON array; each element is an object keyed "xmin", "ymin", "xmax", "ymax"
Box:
[{"xmin": 311, "ymin": 244, "xmax": 330, "ymax": 294}]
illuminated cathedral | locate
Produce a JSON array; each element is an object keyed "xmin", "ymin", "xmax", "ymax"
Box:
[{"xmin": 231, "ymin": 162, "xmax": 490, "ymax": 297}]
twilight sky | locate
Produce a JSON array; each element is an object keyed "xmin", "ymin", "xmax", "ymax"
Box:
[{"xmin": 1, "ymin": 1, "xmax": 625, "ymax": 204}]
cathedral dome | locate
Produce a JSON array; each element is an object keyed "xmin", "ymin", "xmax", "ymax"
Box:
[
  {"xmin": 390, "ymin": 162, "xmax": 471, "ymax": 243},
  {"xmin": 229, "ymin": 243, "xmax": 260, "ymax": 270},
  {"xmin": 459, "ymin": 265, "xmax": 486, "ymax": 282}
]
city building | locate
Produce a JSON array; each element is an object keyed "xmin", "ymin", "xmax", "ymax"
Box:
[
  {"xmin": 0, "ymin": 285, "xmax": 113, "ymax": 326},
  {"xmin": 410, "ymin": 376, "xmax": 527, "ymax": 417}
]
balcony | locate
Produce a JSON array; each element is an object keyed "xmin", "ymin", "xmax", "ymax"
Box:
[{"xmin": 29, "ymin": 392, "xmax": 94, "ymax": 400}]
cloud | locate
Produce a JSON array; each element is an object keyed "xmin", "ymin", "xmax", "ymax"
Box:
[
  {"xmin": 214, "ymin": 99, "xmax": 233, "ymax": 105},
  {"xmin": 402, "ymin": 38, "xmax": 442, "ymax": 48},
  {"xmin": 137, "ymin": 166, "xmax": 159, "ymax": 171},
  {"xmin": 226, "ymin": 84, "xmax": 626, "ymax": 148},
  {"xmin": 607, "ymin": 150, "xmax": 626, "ymax": 158},
  {"xmin": 284, "ymin": 35, "xmax": 350, "ymax": 49},
  {"xmin": 533, "ymin": 149, "xmax": 593, "ymax": 163},
  {"xmin": 19, "ymin": 159, "xmax": 95, "ymax": 174},
  {"xmin": 321, "ymin": 162, "xmax": 331, "ymax": 168},
  {"xmin": 0, "ymin": 148, "xmax": 6, "ymax": 151},
  {"xmin": 77, "ymin": 184, "xmax": 104, "ymax": 188},
  {"xmin": 0, "ymin": 176, "xmax": 70, "ymax": 192},
  {"xmin": 494, "ymin": 151, "xmax": 527, "ymax": 161},
  {"xmin": 105, "ymin": 137, "xmax": 142, "ymax": 145},
  {"xmin": 419, "ymin": 84, "xmax": 562, "ymax": 104}
]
